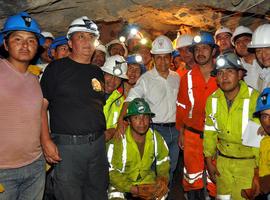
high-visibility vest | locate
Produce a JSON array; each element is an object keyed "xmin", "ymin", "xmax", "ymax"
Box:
[
  {"xmin": 204, "ymin": 80, "xmax": 260, "ymax": 159},
  {"xmin": 103, "ymin": 90, "xmax": 125, "ymax": 129},
  {"xmin": 107, "ymin": 127, "xmax": 170, "ymax": 193},
  {"xmin": 205, "ymin": 86, "xmax": 253, "ymax": 138}
]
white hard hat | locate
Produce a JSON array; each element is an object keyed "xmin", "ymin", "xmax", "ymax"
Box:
[
  {"xmin": 214, "ymin": 26, "xmax": 232, "ymax": 41},
  {"xmin": 248, "ymin": 24, "xmax": 270, "ymax": 48},
  {"xmin": 41, "ymin": 31, "xmax": 54, "ymax": 39},
  {"xmin": 106, "ymin": 39, "xmax": 128, "ymax": 57},
  {"xmin": 67, "ymin": 16, "xmax": 99, "ymax": 39},
  {"xmin": 150, "ymin": 35, "xmax": 173, "ymax": 54},
  {"xmin": 176, "ymin": 34, "xmax": 193, "ymax": 49},
  {"xmin": 101, "ymin": 55, "xmax": 128, "ymax": 79},
  {"xmin": 231, "ymin": 26, "xmax": 253, "ymax": 46},
  {"xmin": 95, "ymin": 44, "xmax": 107, "ymax": 54}
]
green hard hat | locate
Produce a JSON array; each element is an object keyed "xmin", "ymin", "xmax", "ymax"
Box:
[{"xmin": 124, "ymin": 98, "xmax": 155, "ymax": 119}]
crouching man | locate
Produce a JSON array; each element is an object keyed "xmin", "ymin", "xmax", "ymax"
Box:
[{"xmin": 107, "ymin": 98, "xmax": 170, "ymax": 200}]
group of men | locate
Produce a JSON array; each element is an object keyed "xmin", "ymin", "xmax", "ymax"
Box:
[{"xmin": 0, "ymin": 10, "xmax": 270, "ymax": 200}]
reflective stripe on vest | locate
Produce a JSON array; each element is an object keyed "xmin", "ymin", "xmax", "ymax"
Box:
[
  {"xmin": 210, "ymin": 87, "xmax": 253, "ymax": 135},
  {"xmin": 108, "ymin": 186, "xmax": 125, "ymax": 199},
  {"xmin": 183, "ymin": 166, "xmax": 203, "ymax": 184},
  {"xmin": 176, "ymin": 100, "xmax": 186, "ymax": 109},
  {"xmin": 107, "ymin": 144, "xmax": 114, "ymax": 172},
  {"xmin": 151, "ymin": 128, "xmax": 170, "ymax": 165},
  {"xmin": 205, "ymin": 96, "xmax": 217, "ymax": 132},
  {"xmin": 106, "ymin": 136, "xmax": 129, "ymax": 173},
  {"xmin": 216, "ymin": 194, "xmax": 231, "ymax": 200},
  {"xmin": 242, "ymin": 87, "xmax": 253, "ymax": 137},
  {"xmin": 152, "ymin": 128, "xmax": 158, "ymax": 159},
  {"xmin": 157, "ymin": 156, "xmax": 170, "ymax": 166},
  {"xmin": 187, "ymin": 70, "xmax": 194, "ymax": 118},
  {"xmin": 121, "ymin": 136, "xmax": 127, "ymax": 173},
  {"xmin": 204, "ymin": 124, "xmax": 216, "ymax": 131},
  {"xmin": 113, "ymin": 111, "xmax": 118, "ymax": 126},
  {"xmin": 114, "ymin": 129, "xmax": 163, "ymax": 174},
  {"xmin": 108, "ymin": 192, "xmax": 125, "ymax": 199}
]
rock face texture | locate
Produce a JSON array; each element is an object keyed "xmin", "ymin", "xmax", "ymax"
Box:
[{"xmin": 0, "ymin": 0, "xmax": 269, "ymax": 43}]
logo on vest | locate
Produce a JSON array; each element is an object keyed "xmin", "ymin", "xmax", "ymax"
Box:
[{"xmin": 91, "ymin": 78, "xmax": 102, "ymax": 92}]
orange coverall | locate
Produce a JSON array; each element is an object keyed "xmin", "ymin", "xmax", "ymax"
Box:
[{"xmin": 176, "ymin": 65, "xmax": 218, "ymax": 196}]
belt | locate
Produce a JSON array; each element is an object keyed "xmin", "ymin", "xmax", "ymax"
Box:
[
  {"xmin": 152, "ymin": 123, "xmax": 176, "ymax": 127},
  {"xmin": 184, "ymin": 125, "xmax": 204, "ymax": 138},
  {"xmin": 52, "ymin": 132, "xmax": 102, "ymax": 145},
  {"xmin": 218, "ymin": 151, "xmax": 255, "ymax": 160}
]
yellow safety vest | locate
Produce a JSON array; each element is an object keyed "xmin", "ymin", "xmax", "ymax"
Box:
[
  {"xmin": 259, "ymin": 135, "xmax": 270, "ymax": 177},
  {"xmin": 107, "ymin": 126, "xmax": 170, "ymax": 193},
  {"xmin": 104, "ymin": 90, "xmax": 125, "ymax": 129}
]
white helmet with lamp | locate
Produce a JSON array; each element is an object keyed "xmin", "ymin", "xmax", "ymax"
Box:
[
  {"xmin": 101, "ymin": 55, "xmax": 128, "ymax": 79},
  {"xmin": 67, "ymin": 16, "xmax": 99, "ymax": 39}
]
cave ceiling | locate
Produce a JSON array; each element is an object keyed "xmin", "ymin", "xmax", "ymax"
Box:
[{"xmin": 0, "ymin": 0, "xmax": 269, "ymax": 42}]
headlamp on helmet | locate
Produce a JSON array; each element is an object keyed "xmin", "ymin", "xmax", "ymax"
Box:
[
  {"xmin": 113, "ymin": 60, "xmax": 126, "ymax": 76},
  {"xmin": 135, "ymin": 55, "xmax": 142, "ymax": 63},
  {"xmin": 127, "ymin": 54, "xmax": 143, "ymax": 64},
  {"xmin": 194, "ymin": 35, "xmax": 202, "ymax": 43},
  {"xmin": 101, "ymin": 55, "xmax": 128, "ymax": 79},
  {"xmin": 216, "ymin": 57, "xmax": 226, "ymax": 67},
  {"xmin": 119, "ymin": 36, "xmax": 126, "ymax": 43},
  {"xmin": 130, "ymin": 28, "xmax": 138, "ymax": 36},
  {"xmin": 67, "ymin": 16, "xmax": 99, "ymax": 39},
  {"xmin": 140, "ymin": 38, "xmax": 147, "ymax": 45},
  {"xmin": 191, "ymin": 31, "xmax": 217, "ymax": 50},
  {"xmin": 211, "ymin": 52, "xmax": 246, "ymax": 76}
]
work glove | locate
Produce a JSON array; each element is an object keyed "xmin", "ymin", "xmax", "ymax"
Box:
[
  {"xmin": 136, "ymin": 184, "xmax": 157, "ymax": 200},
  {"xmin": 241, "ymin": 168, "xmax": 260, "ymax": 199},
  {"xmin": 0, "ymin": 183, "xmax": 4, "ymax": 193},
  {"xmin": 155, "ymin": 177, "xmax": 169, "ymax": 200}
]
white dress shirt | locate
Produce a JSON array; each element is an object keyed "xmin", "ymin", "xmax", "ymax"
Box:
[
  {"xmin": 126, "ymin": 67, "xmax": 180, "ymax": 123},
  {"xmin": 258, "ymin": 68, "xmax": 270, "ymax": 92},
  {"xmin": 241, "ymin": 58, "xmax": 262, "ymax": 90}
]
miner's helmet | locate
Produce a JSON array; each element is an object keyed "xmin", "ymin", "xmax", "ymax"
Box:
[
  {"xmin": 211, "ymin": 51, "xmax": 246, "ymax": 76},
  {"xmin": 124, "ymin": 98, "xmax": 155, "ymax": 120},
  {"xmin": 1, "ymin": 12, "xmax": 42, "ymax": 39},
  {"xmin": 254, "ymin": 88, "xmax": 270, "ymax": 117}
]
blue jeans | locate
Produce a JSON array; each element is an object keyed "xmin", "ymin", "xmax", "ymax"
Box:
[
  {"xmin": 152, "ymin": 125, "xmax": 179, "ymax": 187},
  {"xmin": 0, "ymin": 155, "xmax": 46, "ymax": 200}
]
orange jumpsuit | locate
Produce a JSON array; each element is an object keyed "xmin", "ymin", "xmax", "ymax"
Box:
[
  {"xmin": 176, "ymin": 63, "xmax": 189, "ymax": 78},
  {"xmin": 176, "ymin": 65, "xmax": 218, "ymax": 196}
]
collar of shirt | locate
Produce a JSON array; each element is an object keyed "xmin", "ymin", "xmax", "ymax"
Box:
[
  {"xmin": 241, "ymin": 58, "xmax": 261, "ymax": 69},
  {"xmin": 151, "ymin": 66, "xmax": 175, "ymax": 80}
]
